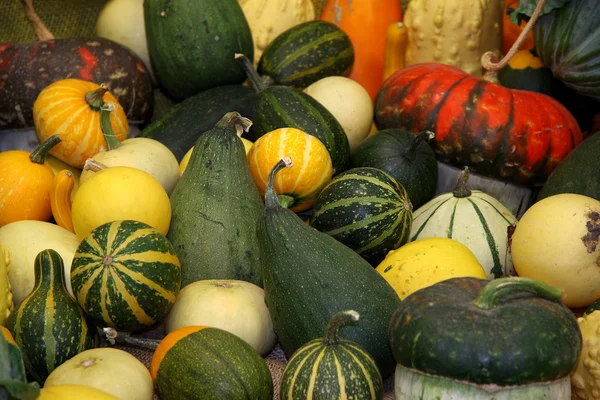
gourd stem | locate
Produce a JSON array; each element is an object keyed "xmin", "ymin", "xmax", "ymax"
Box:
[
  {"xmin": 100, "ymin": 103, "xmax": 122, "ymax": 150},
  {"xmin": 83, "ymin": 159, "xmax": 109, "ymax": 172},
  {"xmin": 102, "ymin": 327, "xmax": 160, "ymax": 350},
  {"xmin": 473, "ymin": 277, "xmax": 564, "ymax": 310},
  {"xmin": 452, "ymin": 167, "xmax": 472, "ymax": 198},
  {"xmin": 324, "ymin": 310, "xmax": 360, "ymax": 345},
  {"xmin": 217, "ymin": 111, "xmax": 253, "ymax": 138},
  {"xmin": 22, "ymin": 0, "xmax": 54, "ymax": 41},
  {"xmin": 29, "ymin": 135, "xmax": 61, "ymax": 164},
  {"xmin": 407, "ymin": 131, "xmax": 435, "ymax": 158},
  {"xmin": 277, "ymin": 195, "xmax": 295, "ymax": 209},
  {"xmin": 235, "ymin": 53, "xmax": 267, "ymax": 93},
  {"xmin": 481, "ymin": 0, "xmax": 548, "ymax": 82},
  {"xmin": 85, "ymin": 84, "xmax": 108, "ymax": 111},
  {"xmin": 265, "ymin": 158, "xmax": 294, "ymax": 209}
]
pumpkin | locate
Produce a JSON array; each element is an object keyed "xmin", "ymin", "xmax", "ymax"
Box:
[
  {"xmin": 247, "ymin": 127, "xmax": 333, "ymax": 212},
  {"xmin": 280, "ymin": 310, "xmax": 384, "ymax": 400},
  {"xmin": 375, "ymin": 63, "xmax": 583, "ymax": 184},
  {"xmin": 403, "ymin": 0, "xmax": 503, "ymax": 77},
  {"xmin": 511, "ymin": 193, "xmax": 600, "ymax": 308},
  {"xmin": 0, "ymin": 245, "xmax": 13, "ymax": 325},
  {"xmin": 0, "ymin": 135, "xmax": 61, "ymax": 227},
  {"xmin": 164, "ymin": 279, "xmax": 277, "ymax": 356},
  {"xmin": 502, "ymin": 0, "xmax": 535, "ymax": 55},
  {"xmin": 410, "ymin": 168, "xmax": 518, "ymax": 279},
  {"xmin": 319, "ymin": 0, "xmax": 403, "ymax": 101},
  {"xmin": 33, "ymin": 79, "xmax": 129, "ymax": 168},
  {"xmin": 44, "ymin": 348, "xmax": 154, "ymax": 400}
]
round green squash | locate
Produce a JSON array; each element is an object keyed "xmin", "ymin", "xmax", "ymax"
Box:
[
  {"xmin": 71, "ymin": 220, "xmax": 181, "ymax": 332},
  {"xmin": 310, "ymin": 167, "xmax": 413, "ymax": 266},
  {"xmin": 350, "ymin": 130, "xmax": 438, "ymax": 209},
  {"xmin": 281, "ymin": 310, "xmax": 384, "ymax": 400},
  {"xmin": 497, "ymin": 49, "xmax": 559, "ymax": 97}
]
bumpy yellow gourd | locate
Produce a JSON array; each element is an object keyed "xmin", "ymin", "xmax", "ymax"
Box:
[
  {"xmin": 0, "ymin": 245, "xmax": 14, "ymax": 325},
  {"xmin": 572, "ymin": 311, "xmax": 600, "ymax": 399}
]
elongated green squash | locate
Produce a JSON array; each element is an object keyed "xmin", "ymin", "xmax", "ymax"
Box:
[
  {"xmin": 5, "ymin": 250, "xmax": 98, "ymax": 384},
  {"xmin": 258, "ymin": 158, "xmax": 401, "ymax": 379},
  {"xmin": 167, "ymin": 112, "xmax": 265, "ymax": 288}
]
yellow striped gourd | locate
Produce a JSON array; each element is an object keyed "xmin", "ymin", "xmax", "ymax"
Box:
[{"xmin": 0, "ymin": 245, "xmax": 14, "ymax": 325}]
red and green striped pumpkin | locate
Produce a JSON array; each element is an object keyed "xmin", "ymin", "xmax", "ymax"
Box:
[
  {"xmin": 375, "ymin": 63, "xmax": 583, "ymax": 184},
  {"xmin": 71, "ymin": 220, "xmax": 181, "ymax": 332},
  {"xmin": 280, "ymin": 310, "xmax": 384, "ymax": 400},
  {"xmin": 309, "ymin": 167, "xmax": 413, "ymax": 266}
]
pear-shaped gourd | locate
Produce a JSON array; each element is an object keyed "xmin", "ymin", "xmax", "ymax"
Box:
[
  {"xmin": 5, "ymin": 249, "xmax": 98, "ymax": 383},
  {"xmin": 258, "ymin": 158, "xmax": 401, "ymax": 379},
  {"xmin": 167, "ymin": 112, "xmax": 265, "ymax": 288}
]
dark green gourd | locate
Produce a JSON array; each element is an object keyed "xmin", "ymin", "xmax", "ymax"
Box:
[
  {"xmin": 5, "ymin": 249, "xmax": 98, "ymax": 384},
  {"xmin": 259, "ymin": 158, "xmax": 401, "ymax": 379},
  {"xmin": 236, "ymin": 54, "xmax": 351, "ymax": 174},
  {"xmin": 0, "ymin": 330, "xmax": 40, "ymax": 398},
  {"xmin": 167, "ymin": 112, "xmax": 265, "ymax": 288}
]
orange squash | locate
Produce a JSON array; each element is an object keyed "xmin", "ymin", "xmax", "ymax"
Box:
[
  {"xmin": 247, "ymin": 128, "xmax": 333, "ymax": 212},
  {"xmin": 503, "ymin": 0, "xmax": 535, "ymax": 55},
  {"xmin": 50, "ymin": 170, "xmax": 76, "ymax": 234},
  {"xmin": 0, "ymin": 135, "xmax": 61, "ymax": 227},
  {"xmin": 320, "ymin": 0, "xmax": 403, "ymax": 101},
  {"xmin": 33, "ymin": 79, "xmax": 129, "ymax": 168}
]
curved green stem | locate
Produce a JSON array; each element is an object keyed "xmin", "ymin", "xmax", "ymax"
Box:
[
  {"xmin": 452, "ymin": 167, "xmax": 472, "ymax": 198},
  {"xmin": 29, "ymin": 134, "xmax": 61, "ymax": 164},
  {"xmin": 324, "ymin": 310, "xmax": 360, "ymax": 345},
  {"xmin": 407, "ymin": 131, "xmax": 435, "ymax": 159},
  {"xmin": 473, "ymin": 277, "xmax": 564, "ymax": 310},
  {"xmin": 265, "ymin": 158, "xmax": 294, "ymax": 209},
  {"xmin": 85, "ymin": 84, "xmax": 108, "ymax": 111},
  {"xmin": 235, "ymin": 53, "xmax": 266, "ymax": 93},
  {"xmin": 100, "ymin": 103, "xmax": 122, "ymax": 151}
]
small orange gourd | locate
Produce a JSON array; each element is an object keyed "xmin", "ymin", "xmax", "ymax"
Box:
[
  {"xmin": 50, "ymin": 170, "xmax": 76, "ymax": 233},
  {"xmin": 0, "ymin": 135, "xmax": 61, "ymax": 227},
  {"xmin": 503, "ymin": 0, "xmax": 535, "ymax": 55},
  {"xmin": 33, "ymin": 79, "xmax": 129, "ymax": 168}
]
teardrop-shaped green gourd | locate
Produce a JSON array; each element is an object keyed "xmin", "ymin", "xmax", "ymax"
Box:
[
  {"xmin": 167, "ymin": 111, "xmax": 265, "ymax": 288},
  {"xmin": 258, "ymin": 158, "xmax": 401, "ymax": 379},
  {"xmin": 5, "ymin": 249, "xmax": 98, "ymax": 384}
]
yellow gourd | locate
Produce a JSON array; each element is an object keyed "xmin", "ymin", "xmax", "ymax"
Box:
[
  {"xmin": 383, "ymin": 22, "xmax": 408, "ymax": 80},
  {"xmin": 375, "ymin": 237, "xmax": 487, "ymax": 299},
  {"xmin": 0, "ymin": 245, "xmax": 14, "ymax": 325},
  {"xmin": 572, "ymin": 311, "xmax": 600, "ymax": 400},
  {"xmin": 38, "ymin": 384, "xmax": 119, "ymax": 400},
  {"xmin": 403, "ymin": 0, "xmax": 503, "ymax": 76}
]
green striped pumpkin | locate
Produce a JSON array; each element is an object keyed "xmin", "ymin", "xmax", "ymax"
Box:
[
  {"xmin": 310, "ymin": 167, "xmax": 413, "ymax": 266},
  {"xmin": 410, "ymin": 168, "xmax": 517, "ymax": 279},
  {"xmin": 257, "ymin": 20, "xmax": 354, "ymax": 89},
  {"xmin": 5, "ymin": 249, "xmax": 98, "ymax": 384},
  {"xmin": 280, "ymin": 310, "xmax": 384, "ymax": 400},
  {"xmin": 71, "ymin": 220, "xmax": 181, "ymax": 333}
]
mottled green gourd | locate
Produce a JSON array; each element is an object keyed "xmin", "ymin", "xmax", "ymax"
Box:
[
  {"xmin": 5, "ymin": 249, "xmax": 98, "ymax": 384},
  {"xmin": 167, "ymin": 112, "xmax": 265, "ymax": 288},
  {"xmin": 258, "ymin": 158, "xmax": 401, "ymax": 379}
]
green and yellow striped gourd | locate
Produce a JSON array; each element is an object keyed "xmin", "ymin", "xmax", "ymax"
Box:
[{"xmin": 71, "ymin": 220, "xmax": 181, "ymax": 332}]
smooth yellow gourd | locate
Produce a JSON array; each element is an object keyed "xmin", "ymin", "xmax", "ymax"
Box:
[
  {"xmin": 38, "ymin": 384, "xmax": 119, "ymax": 400},
  {"xmin": 403, "ymin": 0, "xmax": 503, "ymax": 76},
  {"xmin": 0, "ymin": 245, "xmax": 14, "ymax": 325},
  {"xmin": 572, "ymin": 311, "xmax": 600, "ymax": 400},
  {"xmin": 179, "ymin": 137, "xmax": 253, "ymax": 175},
  {"xmin": 375, "ymin": 237, "xmax": 487, "ymax": 299},
  {"xmin": 511, "ymin": 193, "xmax": 600, "ymax": 308}
]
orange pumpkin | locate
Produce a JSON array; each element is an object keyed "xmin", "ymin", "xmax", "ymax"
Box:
[
  {"xmin": 33, "ymin": 79, "xmax": 129, "ymax": 168},
  {"xmin": 0, "ymin": 135, "xmax": 61, "ymax": 227},
  {"xmin": 503, "ymin": 0, "xmax": 535, "ymax": 55},
  {"xmin": 247, "ymin": 128, "xmax": 333, "ymax": 212},
  {"xmin": 320, "ymin": 0, "xmax": 403, "ymax": 101}
]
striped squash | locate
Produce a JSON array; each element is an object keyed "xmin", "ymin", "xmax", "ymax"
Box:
[
  {"xmin": 248, "ymin": 127, "xmax": 333, "ymax": 212},
  {"xmin": 5, "ymin": 249, "xmax": 98, "ymax": 384},
  {"xmin": 257, "ymin": 20, "xmax": 354, "ymax": 89},
  {"xmin": 409, "ymin": 168, "xmax": 517, "ymax": 279},
  {"xmin": 150, "ymin": 326, "xmax": 273, "ymax": 400},
  {"xmin": 71, "ymin": 220, "xmax": 181, "ymax": 332},
  {"xmin": 310, "ymin": 167, "xmax": 413, "ymax": 266},
  {"xmin": 280, "ymin": 310, "xmax": 384, "ymax": 400}
]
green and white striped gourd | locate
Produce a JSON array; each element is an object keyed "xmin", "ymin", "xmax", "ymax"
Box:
[
  {"xmin": 5, "ymin": 249, "xmax": 98, "ymax": 384},
  {"xmin": 71, "ymin": 220, "xmax": 181, "ymax": 332},
  {"xmin": 409, "ymin": 168, "xmax": 517, "ymax": 279}
]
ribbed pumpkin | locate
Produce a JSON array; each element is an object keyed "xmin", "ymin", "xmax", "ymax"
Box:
[
  {"xmin": 310, "ymin": 167, "xmax": 413, "ymax": 266},
  {"xmin": 33, "ymin": 79, "xmax": 129, "ymax": 168},
  {"xmin": 248, "ymin": 127, "xmax": 333, "ymax": 212},
  {"xmin": 71, "ymin": 220, "xmax": 181, "ymax": 332},
  {"xmin": 5, "ymin": 250, "xmax": 98, "ymax": 384},
  {"xmin": 375, "ymin": 63, "xmax": 583, "ymax": 184},
  {"xmin": 410, "ymin": 168, "xmax": 517, "ymax": 279},
  {"xmin": 280, "ymin": 310, "xmax": 384, "ymax": 400}
]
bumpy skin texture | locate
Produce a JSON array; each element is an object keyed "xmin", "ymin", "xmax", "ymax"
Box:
[
  {"xmin": 0, "ymin": 38, "xmax": 153, "ymax": 130},
  {"xmin": 572, "ymin": 311, "xmax": 600, "ymax": 399}
]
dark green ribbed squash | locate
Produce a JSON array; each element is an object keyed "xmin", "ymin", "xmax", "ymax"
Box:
[
  {"xmin": 144, "ymin": 0, "xmax": 254, "ymax": 100},
  {"xmin": 259, "ymin": 158, "xmax": 401, "ymax": 379},
  {"xmin": 280, "ymin": 310, "xmax": 383, "ymax": 400},
  {"xmin": 389, "ymin": 277, "xmax": 582, "ymax": 398},
  {"xmin": 236, "ymin": 53, "xmax": 351, "ymax": 174},
  {"xmin": 350, "ymin": 130, "xmax": 438, "ymax": 209},
  {"xmin": 257, "ymin": 20, "xmax": 354, "ymax": 89},
  {"xmin": 310, "ymin": 167, "xmax": 413, "ymax": 266},
  {"xmin": 5, "ymin": 250, "xmax": 98, "ymax": 384},
  {"xmin": 167, "ymin": 112, "xmax": 264, "ymax": 288},
  {"xmin": 71, "ymin": 220, "xmax": 182, "ymax": 333}
]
